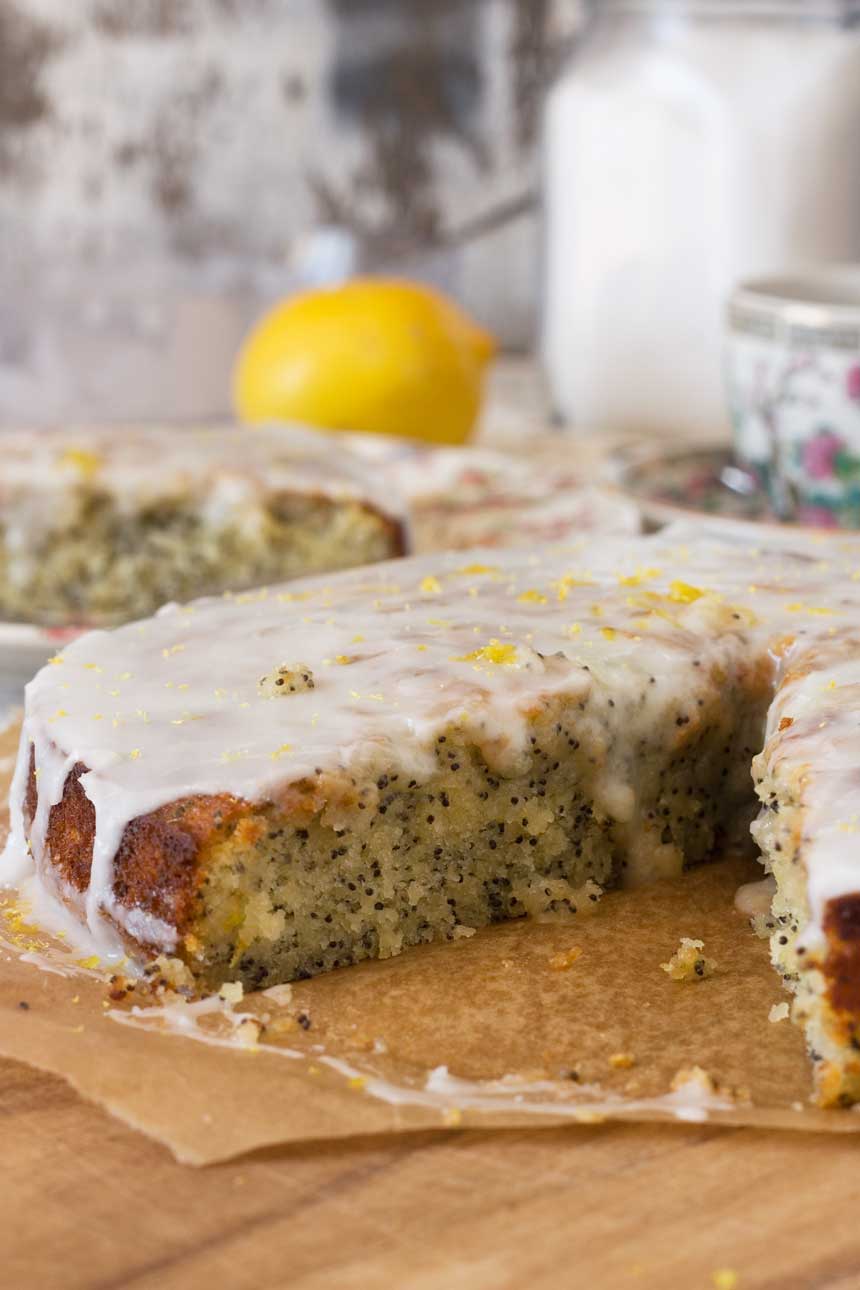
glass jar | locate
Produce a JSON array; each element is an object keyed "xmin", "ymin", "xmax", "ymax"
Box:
[{"xmin": 542, "ymin": 0, "xmax": 860, "ymax": 439}]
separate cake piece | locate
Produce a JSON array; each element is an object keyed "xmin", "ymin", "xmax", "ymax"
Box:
[
  {"xmin": 7, "ymin": 532, "xmax": 860, "ymax": 1106},
  {"xmin": 0, "ymin": 424, "xmax": 405, "ymax": 626},
  {"xmin": 349, "ymin": 438, "xmax": 640, "ymax": 550}
]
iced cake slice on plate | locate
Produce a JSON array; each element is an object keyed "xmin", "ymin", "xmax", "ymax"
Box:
[
  {"xmin": 7, "ymin": 533, "xmax": 860, "ymax": 1105},
  {"xmin": 0, "ymin": 424, "xmax": 405, "ymax": 627}
]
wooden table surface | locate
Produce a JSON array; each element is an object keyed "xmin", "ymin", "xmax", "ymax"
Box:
[{"xmin": 5, "ymin": 1052, "xmax": 860, "ymax": 1290}]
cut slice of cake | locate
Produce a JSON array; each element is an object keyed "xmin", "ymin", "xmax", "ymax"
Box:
[
  {"xmin": 0, "ymin": 424, "xmax": 405, "ymax": 627},
  {"xmin": 350, "ymin": 438, "xmax": 641, "ymax": 551},
  {"xmin": 6, "ymin": 533, "xmax": 860, "ymax": 1106}
]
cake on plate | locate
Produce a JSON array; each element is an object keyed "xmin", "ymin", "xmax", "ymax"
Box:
[
  {"xmin": 6, "ymin": 531, "xmax": 860, "ymax": 1106},
  {"xmin": 0, "ymin": 424, "xmax": 405, "ymax": 627}
]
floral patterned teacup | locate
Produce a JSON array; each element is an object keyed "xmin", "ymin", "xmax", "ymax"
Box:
[{"xmin": 726, "ymin": 268, "xmax": 860, "ymax": 526}]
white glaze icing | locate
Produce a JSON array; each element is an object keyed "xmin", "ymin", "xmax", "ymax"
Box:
[
  {"xmin": 106, "ymin": 1000, "xmax": 735, "ymax": 1125},
  {"xmin": 316, "ymin": 1056, "xmax": 736, "ymax": 1123},
  {"xmin": 106, "ymin": 996, "xmax": 737, "ymax": 1124},
  {"xmin": 0, "ymin": 869, "xmax": 133, "ymax": 977},
  {"xmin": 6, "ymin": 531, "xmax": 860, "ymax": 961}
]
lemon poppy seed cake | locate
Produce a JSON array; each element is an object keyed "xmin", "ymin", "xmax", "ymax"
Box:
[
  {"xmin": 0, "ymin": 424, "xmax": 405, "ymax": 627},
  {"xmin": 7, "ymin": 532, "xmax": 860, "ymax": 1106}
]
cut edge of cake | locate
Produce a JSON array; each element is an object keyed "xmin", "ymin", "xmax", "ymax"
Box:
[{"xmin": 22, "ymin": 655, "xmax": 771, "ymax": 992}]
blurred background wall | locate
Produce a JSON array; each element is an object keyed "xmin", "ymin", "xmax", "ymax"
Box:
[{"xmin": 0, "ymin": 0, "xmax": 583, "ymax": 423}]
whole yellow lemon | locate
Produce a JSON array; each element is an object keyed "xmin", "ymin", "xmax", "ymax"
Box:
[{"xmin": 233, "ymin": 278, "xmax": 496, "ymax": 445}]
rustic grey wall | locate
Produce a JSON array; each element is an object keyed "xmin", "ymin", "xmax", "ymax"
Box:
[{"xmin": 0, "ymin": 0, "xmax": 582, "ymax": 423}]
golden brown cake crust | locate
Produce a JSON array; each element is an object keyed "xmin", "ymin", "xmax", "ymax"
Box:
[
  {"xmin": 26, "ymin": 756, "xmax": 248, "ymax": 939},
  {"xmin": 823, "ymin": 898, "xmax": 860, "ymax": 1039}
]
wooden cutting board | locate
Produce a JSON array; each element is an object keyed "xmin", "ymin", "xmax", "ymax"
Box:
[{"xmin": 4, "ymin": 1051, "xmax": 860, "ymax": 1290}]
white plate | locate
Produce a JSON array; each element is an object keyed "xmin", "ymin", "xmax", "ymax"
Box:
[{"xmin": 0, "ymin": 619, "xmax": 87, "ymax": 701}]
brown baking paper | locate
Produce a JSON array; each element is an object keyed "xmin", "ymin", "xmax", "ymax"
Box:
[{"xmin": 0, "ymin": 721, "xmax": 858, "ymax": 1164}]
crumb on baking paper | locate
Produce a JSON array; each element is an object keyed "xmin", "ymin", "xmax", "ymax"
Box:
[
  {"xmin": 661, "ymin": 937, "xmax": 716, "ymax": 981},
  {"xmin": 712, "ymin": 1270, "xmax": 739, "ymax": 1290},
  {"xmin": 609, "ymin": 1052, "xmax": 636, "ymax": 1070},
  {"xmin": 671, "ymin": 1064, "xmax": 718, "ymax": 1095},
  {"xmin": 107, "ymin": 973, "xmax": 134, "ymax": 1002},
  {"xmin": 234, "ymin": 1018, "xmax": 262, "ymax": 1048},
  {"xmin": 142, "ymin": 954, "xmax": 197, "ymax": 994},
  {"xmin": 768, "ymin": 1001, "xmax": 790, "ymax": 1023},
  {"xmin": 219, "ymin": 980, "xmax": 244, "ymax": 1006},
  {"xmin": 548, "ymin": 946, "xmax": 583, "ymax": 971},
  {"xmin": 574, "ymin": 1108, "xmax": 606, "ymax": 1124}
]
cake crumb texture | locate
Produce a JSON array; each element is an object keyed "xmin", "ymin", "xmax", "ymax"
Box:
[{"xmin": 661, "ymin": 937, "xmax": 716, "ymax": 982}]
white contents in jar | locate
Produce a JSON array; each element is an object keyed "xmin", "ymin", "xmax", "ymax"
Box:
[{"xmin": 542, "ymin": 9, "xmax": 860, "ymax": 439}]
